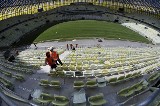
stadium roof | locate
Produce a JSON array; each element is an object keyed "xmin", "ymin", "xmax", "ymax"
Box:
[
  {"xmin": 0, "ymin": 0, "xmax": 159, "ymax": 21},
  {"xmin": 0, "ymin": 0, "xmax": 160, "ymax": 9}
]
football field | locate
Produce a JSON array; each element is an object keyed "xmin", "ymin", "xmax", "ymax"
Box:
[{"xmin": 35, "ymin": 20, "xmax": 150, "ymax": 43}]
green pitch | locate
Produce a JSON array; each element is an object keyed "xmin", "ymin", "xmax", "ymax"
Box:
[{"xmin": 34, "ymin": 20, "xmax": 150, "ymax": 43}]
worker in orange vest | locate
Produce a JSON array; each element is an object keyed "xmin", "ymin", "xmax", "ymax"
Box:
[
  {"xmin": 45, "ymin": 52, "xmax": 57, "ymax": 69},
  {"xmin": 50, "ymin": 47, "xmax": 63, "ymax": 66}
]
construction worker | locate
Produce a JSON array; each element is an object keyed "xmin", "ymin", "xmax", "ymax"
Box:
[
  {"xmin": 45, "ymin": 52, "xmax": 57, "ymax": 69},
  {"xmin": 50, "ymin": 47, "xmax": 63, "ymax": 66},
  {"xmin": 67, "ymin": 44, "xmax": 69, "ymax": 50},
  {"xmin": 76, "ymin": 44, "xmax": 78, "ymax": 48}
]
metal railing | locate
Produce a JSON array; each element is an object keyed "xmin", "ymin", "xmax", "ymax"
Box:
[
  {"xmin": 0, "ymin": 84, "xmax": 37, "ymax": 106},
  {"xmin": 137, "ymin": 87, "xmax": 160, "ymax": 106}
]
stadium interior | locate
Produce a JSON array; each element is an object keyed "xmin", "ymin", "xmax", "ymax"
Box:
[{"xmin": 0, "ymin": 0, "xmax": 160, "ymax": 106}]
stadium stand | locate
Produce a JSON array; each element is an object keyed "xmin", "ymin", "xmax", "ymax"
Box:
[
  {"xmin": 122, "ymin": 23, "xmax": 160, "ymax": 44},
  {"xmin": 0, "ymin": 2, "xmax": 160, "ymax": 48}
]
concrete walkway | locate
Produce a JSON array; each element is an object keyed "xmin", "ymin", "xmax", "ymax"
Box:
[{"xmin": 29, "ymin": 39, "xmax": 157, "ymax": 50}]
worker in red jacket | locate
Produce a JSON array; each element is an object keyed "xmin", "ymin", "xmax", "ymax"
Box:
[
  {"xmin": 50, "ymin": 47, "xmax": 63, "ymax": 66},
  {"xmin": 45, "ymin": 52, "xmax": 57, "ymax": 69}
]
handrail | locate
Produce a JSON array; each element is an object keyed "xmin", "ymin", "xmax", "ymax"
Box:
[
  {"xmin": 0, "ymin": 92, "xmax": 17, "ymax": 106},
  {"xmin": 0, "ymin": 84, "xmax": 38, "ymax": 106},
  {"xmin": 137, "ymin": 87, "xmax": 160, "ymax": 106}
]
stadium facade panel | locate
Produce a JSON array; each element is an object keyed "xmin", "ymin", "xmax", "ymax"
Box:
[{"xmin": 0, "ymin": 0, "xmax": 160, "ymax": 20}]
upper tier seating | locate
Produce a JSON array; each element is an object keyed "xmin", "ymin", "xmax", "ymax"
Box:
[
  {"xmin": 0, "ymin": 3, "xmax": 160, "ymax": 47},
  {"xmin": 0, "ymin": 15, "xmax": 34, "ymax": 32},
  {"xmin": 122, "ymin": 23, "xmax": 160, "ymax": 44}
]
